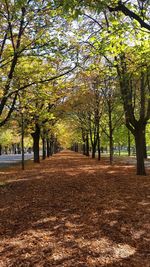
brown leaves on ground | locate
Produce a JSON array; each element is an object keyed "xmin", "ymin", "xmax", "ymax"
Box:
[{"xmin": 0, "ymin": 150, "xmax": 150, "ymax": 267}]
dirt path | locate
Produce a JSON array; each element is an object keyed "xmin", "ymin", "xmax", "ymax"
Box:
[{"xmin": 0, "ymin": 150, "xmax": 149, "ymax": 267}]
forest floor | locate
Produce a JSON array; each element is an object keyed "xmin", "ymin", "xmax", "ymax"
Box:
[{"xmin": 0, "ymin": 150, "xmax": 149, "ymax": 267}]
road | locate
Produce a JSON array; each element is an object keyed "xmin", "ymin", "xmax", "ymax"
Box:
[
  {"xmin": 1, "ymin": 152, "xmax": 150, "ymax": 168},
  {"xmin": 0, "ymin": 153, "xmax": 33, "ymax": 168}
]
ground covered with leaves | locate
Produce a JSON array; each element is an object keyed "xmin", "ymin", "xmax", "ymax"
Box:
[{"xmin": 0, "ymin": 150, "xmax": 149, "ymax": 267}]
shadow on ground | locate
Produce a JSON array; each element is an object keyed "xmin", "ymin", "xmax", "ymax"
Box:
[{"xmin": 0, "ymin": 150, "xmax": 149, "ymax": 266}]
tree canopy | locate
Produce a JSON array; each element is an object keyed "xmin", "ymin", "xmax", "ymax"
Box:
[{"xmin": 0, "ymin": 0, "xmax": 150, "ymax": 175}]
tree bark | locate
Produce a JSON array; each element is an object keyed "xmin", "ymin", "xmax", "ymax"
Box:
[
  {"xmin": 128, "ymin": 129, "xmax": 131, "ymax": 156},
  {"xmin": 135, "ymin": 128, "xmax": 146, "ymax": 175},
  {"xmin": 86, "ymin": 133, "xmax": 89, "ymax": 156},
  {"xmin": 53, "ymin": 139, "xmax": 56, "ymax": 153},
  {"xmin": 92, "ymin": 144, "xmax": 96, "ymax": 158},
  {"xmin": 46, "ymin": 138, "xmax": 50, "ymax": 157},
  {"xmin": 31, "ymin": 124, "xmax": 40, "ymax": 163},
  {"xmin": 42, "ymin": 137, "xmax": 46, "ymax": 160},
  {"xmin": 143, "ymin": 129, "xmax": 147, "ymax": 159},
  {"xmin": 108, "ymin": 98, "xmax": 113, "ymax": 164},
  {"xmin": 81, "ymin": 129, "xmax": 86, "ymax": 155},
  {"xmin": 76, "ymin": 143, "xmax": 78, "ymax": 152},
  {"xmin": 54, "ymin": 139, "xmax": 59, "ymax": 153},
  {"xmin": 118, "ymin": 143, "xmax": 121, "ymax": 156},
  {"xmin": 83, "ymin": 143, "xmax": 86, "ymax": 155},
  {"xmin": 109, "ymin": 130, "xmax": 113, "ymax": 164},
  {"xmin": 50, "ymin": 140, "xmax": 53, "ymax": 156},
  {"xmin": 97, "ymin": 132, "xmax": 101, "ymax": 161}
]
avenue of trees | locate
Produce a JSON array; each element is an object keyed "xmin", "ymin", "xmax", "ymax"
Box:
[{"xmin": 0, "ymin": 0, "xmax": 150, "ymax": 175}]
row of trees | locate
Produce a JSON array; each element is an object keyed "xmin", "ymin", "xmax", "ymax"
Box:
[
  {"xmin": 0, "ymin": 0, "xmax": 77, "ymax": 165},
  {"xmin": 58, "ymin": 0, "xmax": 149, "ymax": 175},
  {"xmin": 0, "ymin": 0, "xmax": 149, "ymax": 175}
]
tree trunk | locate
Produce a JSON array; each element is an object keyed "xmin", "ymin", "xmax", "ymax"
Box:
[
  {"xmin": 54, "ymin": 139, "xmax": 58, "ymax": 153},
  {"xmin": 108, "ymin": 100, "xmax": 113, "ymax": 164},
  {"xmin": 97, "ymin": 133, "xmax": 101, "ymax": 161},
  {"xmin": 21, "ymin": 112, "xmax": 25, "ymax": 170},
  {"xmin": 143, "ymin": 129, "xmax": 147, "ymax": 159},
  {"xmin": 109, "ymin": 131, "xmax": 113, "ymax": 164},
  {"xmin": 128, "ymin": 129, "xmax": 131, "ymax": 156},
  {"xmin": 53, "ymin": 140, "xmax": 56, "ymax": 153},
  {"xmin": 118, "ymin": 143, "xmax": 121, "ymax": 156},
  {"xmin": 82, "ymin": 129, "xmax": 86, "ymax": 155},
  {"xmin": 14, "ymin": 144, "xmax": 17, "ymax": 154},
  {"xmin": 47, "ymin": 138, "xmax": 50, "ymax": 157},
  {"xmin": 0, "ymin": 144, "xmax": 2, "ymax": 155},
  {"xmin": 31, "ymin": 124, "xmax": 40, "ymax": 163},
  {"xmin": 83, "ymin": 143, "xmax": 86, "ymax": 155},
  {"xmin": 17, "ymin": 144, "xmax": 21, "ymax": 154},
  {"xmin": 76, "ymin": 143, "xmax": 78, "ymax": 152},
  {"xmin": 135, "ymin": 128, "xmax": 146, "ymax": 175},
  {"xmin": 86, "ymin": 134, "xmax": 89, "ymax": 156},
  {"xmin": 50, "ymin": 140, "xmax": 53, "ymax": 156},
  {"xmin": 74, "ymin": 143, "xmax": 78, "ymax": 152},
  {"xmin": 92, "ymin": 144, "xmax": 96, "ymax": 158},
  {"xmin": 42, "ymin": 138, "xmax": 46, "ymax": 160}
]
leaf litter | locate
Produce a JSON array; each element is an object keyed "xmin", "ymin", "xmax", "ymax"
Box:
[{"xmin": 0, "ymin": 150, "xmax": 149, "ymax": 266}]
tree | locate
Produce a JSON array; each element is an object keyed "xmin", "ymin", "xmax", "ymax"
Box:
[
  {"xmin": 101, "ymin": 74, "xmax": 124, "ymax": 164},
  {"xmin": 59, "ymin": 0, "xmax": 150, "ymax": 31},
  {"xmin": 0, "ymin": 0, "xmax": 77, "ymax": 128},
  {"xmin": 76, "ymin": 6, "xmax": 149, "ymax": 174},
  {"xmin": 116, "ymin": 46, "xmax": 150, "ymax": 175}
]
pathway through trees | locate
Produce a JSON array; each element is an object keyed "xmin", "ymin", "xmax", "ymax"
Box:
[{"xmin": 0, "ymin": 151, "xmax": 149, "ymax": 266}]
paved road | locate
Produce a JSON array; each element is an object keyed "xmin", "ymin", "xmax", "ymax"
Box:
[
  {"xmin": 1, "ymin": 152, "xmax": 150, "ymax": 168},
  {"xmin": 0, "ymin": 153, "xmax": 33, "ymax": 168},
  {"xmin": 114, "ymin": 156, "xmax": 150, "ymax": 168},
  {"xmin": 89, "ymin": 152, "xmax": 150, "ymax": 168}
]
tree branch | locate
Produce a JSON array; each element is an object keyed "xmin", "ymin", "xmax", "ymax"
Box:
[
  {"xmin": 0, "ymin": 93, "xmax": 18, "ymax": 127},
  {"xmin": 108, "ymin": 1, "xmax": 150, "ymax": 31},
  {"xmin": 6, "ymin": 63, "xmax": 78, "ymax": 98}
]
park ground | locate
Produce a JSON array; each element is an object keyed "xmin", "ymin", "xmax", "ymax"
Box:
[{"xmin": 0, "ymin": 150, "xmax": 150, "ymax": 267}]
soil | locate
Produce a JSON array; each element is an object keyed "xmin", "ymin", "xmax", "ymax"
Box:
[{"xmin": 0, "ymin": 150, "xmax": 149, "ymax": 267}]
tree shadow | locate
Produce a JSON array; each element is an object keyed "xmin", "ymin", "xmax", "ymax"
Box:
[{"xmin": 0, "ymin": 151, "xmax": 150, "ymax": 266}]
